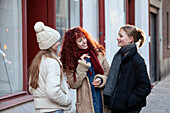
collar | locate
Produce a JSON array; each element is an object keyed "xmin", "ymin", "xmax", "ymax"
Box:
[{"xmin": 121, "ymin": 46, "xmax": 137, "ymax": 63}]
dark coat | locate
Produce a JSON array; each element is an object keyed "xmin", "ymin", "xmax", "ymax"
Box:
[{"xmin": 108, "ymin": 46, "xmax": 151, "ymax": 112}]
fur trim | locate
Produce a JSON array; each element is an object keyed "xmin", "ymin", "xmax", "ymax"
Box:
[
  {"xmin": 94, "ymin": 74, "xmax": 107, "ymax": 88},
  {"xmin": 78, "ymin": 60, "xmax": 91, "ymax": 67}
]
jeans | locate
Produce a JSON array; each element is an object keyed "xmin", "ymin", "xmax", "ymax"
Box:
[{"xmin": 46, "ymin": 110, "xmax": 63, "ymax": 113}]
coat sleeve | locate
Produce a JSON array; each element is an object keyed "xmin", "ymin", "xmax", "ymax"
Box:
[
  {"xmin": 45, "ymin": 59, "xmax": 71, "ymax": 106},
  {"xmin": 127, "ymin": 58, "xmax": 151, "ymax": 108},
  {"xmin": 94, "ymin": 56, "xmax": 110, "ymax": 88},
  {"xmin": 66, "ymin": 60, "xmax": 91, "ymax": 89},
  {"xmin": 28, "ymin": 76, "xmax": 33, "ymax": 95}
]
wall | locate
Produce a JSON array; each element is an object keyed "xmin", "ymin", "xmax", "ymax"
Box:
[
  {"xmin": 135, "ymin": 0, "xmax": 150, "ymax": 75},
  {"xmin": 161, "ymin": 0, "xmax": 170, "ymax": 77},
  {"xmin": 162, "ymin": 0, "xmax": 170, "ymax": 57},
  {"xmin": 160, "ymin": 59, "xmax": 170, "ymax": 77},
  {"xmin": 150, "ymin": 0, "xmax": 170, "ymax": 78},
  {"xmin": 105, "ymin": 0, "xmax": 125, "ymax": 65}
]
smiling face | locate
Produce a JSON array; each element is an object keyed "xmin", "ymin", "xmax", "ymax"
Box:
[
  {"xmin": 117, "ymin": 28, "xmax": 133, "ymax": 47},
  {"xmin": 76, "ymin": 36, "xmax": 88, "ymax": 50}
]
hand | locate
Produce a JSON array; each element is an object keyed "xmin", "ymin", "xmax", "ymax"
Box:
[
  {"xmin": 92, "ymin": 78, "xmax": 101, "ymax": 87},
  {"xmin": 80, "ymin": 54, "xmax": 90, "ymax": 63}
]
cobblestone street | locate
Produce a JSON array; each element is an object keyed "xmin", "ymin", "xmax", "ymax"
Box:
[{"xmin": 141, "ymin": 75, "xmax": 170, "ymax": 113}]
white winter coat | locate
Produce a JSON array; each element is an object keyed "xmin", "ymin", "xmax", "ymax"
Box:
[{"xmin": 29, "ymin": 53, "xmax": 71, "ymax": 113}]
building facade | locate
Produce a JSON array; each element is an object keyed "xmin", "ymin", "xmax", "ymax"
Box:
[
  {"xmin": 161, "ymin": 0, "xmax": 170, "ymax": 78},
  {"xmin": 150, "ymin": 0, "xmax": 170, "ymax": 82},
  {"xmin": 0, "ymin": 0, "xmax": 158, "ymax": 112},
  {"xmin": 150, "ymin": 0, "xmax": 162, "ymax": 82}
]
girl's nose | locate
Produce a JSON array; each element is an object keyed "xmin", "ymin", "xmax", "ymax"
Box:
[
  {"xmin": 83, "ymin": 39, "xmax": 86, "ymax": 43},
  {"xmin": 116, "ymin": 37, "xmax": 119, "ymax": 40}
]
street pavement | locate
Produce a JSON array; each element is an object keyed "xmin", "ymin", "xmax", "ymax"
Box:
[{"xmin": 141, "ymin": 75, "xmax": 170, "ymax": 113}]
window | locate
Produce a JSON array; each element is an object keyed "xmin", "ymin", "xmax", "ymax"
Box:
[
  {"xmin": 69, "ymin": 0, "xmax": 80, "ymax": 28},
  {"xmin": 0, "ymin": 0, "xmax": 22, "ymax": 96},
  {"xmin": 56, "ymin": 0, "xmax": 80, "ymax": 52},
  {"xmin": 56, "ymin": 0, "xmax": 69, "ymax": 37},
  {"xmin": 56, "ymin": 0, "xmax": 80, "ymax": 38}
]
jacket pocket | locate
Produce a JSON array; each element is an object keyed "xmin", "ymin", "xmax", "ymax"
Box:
[
  {"xmin": 127, "ymin": 91, "xmax": 143, "ymax": 108},
  {"xmin": 110, "ymin": 93, "xmax": 128, "ymax": 110}
]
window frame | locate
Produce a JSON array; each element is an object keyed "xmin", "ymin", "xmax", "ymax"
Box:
[
  {"xmin": 0, "ymin": 0, "xmax": 32, "ymax": 110},
  {"xmin": 80, "ymin": 0, "xmax": 83, "ymax": 27},
  {"xmin": 126, "ymin": 0, "xmax": 135, "ymax": 25}
]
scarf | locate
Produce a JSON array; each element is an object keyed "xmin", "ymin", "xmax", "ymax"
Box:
[
  {"xmin": 73, "ymin": 48, "xmax": 104, "ymax": 81},
  {"xmin": 103, "ymin": 43, "xmax": 136, "ymax": 96}
]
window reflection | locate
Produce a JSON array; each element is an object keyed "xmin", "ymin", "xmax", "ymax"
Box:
[
  {"xmin": 56, "ymin": 0, "xmax": 68, "ymax": 37},
  {"xmin": 0, "ymin": 0, "xmax": 22, "ymax": 96},
  {"xmin": 56, "ymin": 0, "xmax": 80, "ymax": 51}
]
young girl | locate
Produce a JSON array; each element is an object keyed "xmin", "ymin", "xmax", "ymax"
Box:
[
  {"xmin": 103, "ymin": 25, "xmax": 151, "ymax": 113},
  {"xmin": 60, "ymin": 27, "xmax": 110, "ymax": 113},
  {"xmin": 29, "ymin": 22, "xmax": 71, "ymax": 113}
]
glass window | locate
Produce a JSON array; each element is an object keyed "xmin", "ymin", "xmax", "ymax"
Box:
[
  {"xmin": 70, "ymin": 0, "xmax": 80, "ymax": 28},
  {"xmin": 83, "ymin": 0, "xmax": 99, "ymax": 42},
  {"xmin": 56, "ymin": 0, "xmax": 80, "ymax": 51},
  {"xmin": 0, "ymin": 0, "xmax": 22, "ymax": 96},
  {"xmin": 56, "ymin": 0, "xmax": 80, "ymax": 37},
  {"xmin": 56, "ymin": 0, "xmax": 69, "ymax": 37}
]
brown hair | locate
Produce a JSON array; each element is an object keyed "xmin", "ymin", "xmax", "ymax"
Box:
[
  {"xmin": 28, "ymin": 48, "xmax": 57, "ymax": 89},
  {"xmin": 120, "ymin": 25, "xmax": 146, "ymax": 47}
]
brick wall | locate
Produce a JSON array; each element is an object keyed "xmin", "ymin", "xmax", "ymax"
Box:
[{"xmin": 163, "ymin": 0, "xmax": 170, "ymax": 59}]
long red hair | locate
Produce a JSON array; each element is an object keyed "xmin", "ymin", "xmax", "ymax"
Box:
[{"xmin": 60, "ymin": 27, "xmax": 105, "ymax": 72}]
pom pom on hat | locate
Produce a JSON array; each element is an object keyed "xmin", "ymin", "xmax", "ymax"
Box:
[
  {"xmin": 34, "ymin": 21, "xmax": 61, "ymax": 50},
  {"xmin": 34, "ymin": 22, "xmax": 45, "ymax": 33}
]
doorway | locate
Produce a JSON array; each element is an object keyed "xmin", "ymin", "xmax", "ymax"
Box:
[
  {"xmin": 150, "ymin": 11, "xmax": 160, "ymax": 82},
  {"xmin": 150, "ymin": 12, "xmax": 157, "ymax": 82}
]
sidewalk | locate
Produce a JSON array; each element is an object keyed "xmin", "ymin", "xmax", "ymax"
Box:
[{"xmin": 141, "ymin": 75, "xmax": 170, "ymax": 113}]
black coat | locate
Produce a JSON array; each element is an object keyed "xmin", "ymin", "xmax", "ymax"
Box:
[{"xmin": 108, "ymin": 46, "xmax": 151, "ymax": 112}]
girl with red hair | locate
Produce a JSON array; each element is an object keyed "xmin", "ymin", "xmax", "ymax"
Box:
[{"xmin": 60, "ymin": 27, "xmax": 110, "ymax": 113}]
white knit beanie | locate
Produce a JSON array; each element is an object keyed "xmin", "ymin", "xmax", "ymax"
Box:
[{"xmin": 34, "ymin": 21, "xmax": 61, "ymax": 50}]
